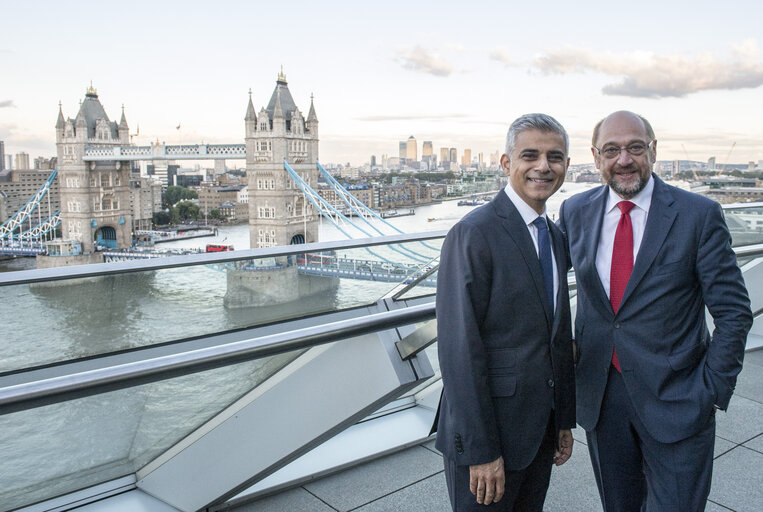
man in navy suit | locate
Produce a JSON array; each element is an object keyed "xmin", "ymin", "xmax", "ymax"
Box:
[
  {"xmin": 558, "ymin": 111, "xmax": 752, "ymax": 511},
  {"xmin": 436, "ymin": 113, "xmax": 576, "ymax": 511}
]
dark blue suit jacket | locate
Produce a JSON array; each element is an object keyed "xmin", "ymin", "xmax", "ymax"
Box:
[
  {"xmin": 558, "ymin": 175, "xmax": 752, "ymax": 443},
  {"xmin": 435, "ymin": 192, "xmax": 575, "ymax": 470}
]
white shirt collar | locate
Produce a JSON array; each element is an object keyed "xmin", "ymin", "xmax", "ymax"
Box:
[
  {"xmin": 504, "ymin": 182, "xmax": 547, "ymax": 226},
  {"xmin": 606, "ymin": 174, "xmax": 654, "ymax": 214}
]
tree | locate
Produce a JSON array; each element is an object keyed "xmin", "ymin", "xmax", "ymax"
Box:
[
  {"xmin": 176, "ymin": 201, "xmax": 200, "ymax": 221},
  {"xmin": 164, "ymin": 186, "xmax": 198, "ymax": 206},
  {"xmin": 210, "ymin": 208, "xmax": 220, "ymax": 220},
  {"xmin": 153, "ymin": 211, "xmax": 171, "ymax": 226}
]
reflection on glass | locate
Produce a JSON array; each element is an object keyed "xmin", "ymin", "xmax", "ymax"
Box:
[
  {"xmin": 0, "ymin": 237, "xmax": 445, "ymax": 372},
  {"xmin": 0, "ymin": 349, "xmax": 301, "ymax": 511},
  {"xmin": 723, "ymin": 205, "xmax": 763, "ymax": 247}
]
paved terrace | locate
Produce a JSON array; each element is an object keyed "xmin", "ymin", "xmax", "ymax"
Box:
[{"xmin": 237, "ymin": 349, "xmax": 763, "ymax": 512}]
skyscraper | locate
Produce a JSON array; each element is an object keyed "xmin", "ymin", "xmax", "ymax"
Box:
[
  {"xmin": 0, "ymin": 140, "xmax": 5, "ymax": 171},
  {"xmin": 406, "ymin": 136, "xmax": 417, "ymax": 163},
  {"xmin": 461, "ymin": 149, "xmax": 471, "ymax": 166},
  {"xmin": 449, "ymin": 148, "xmax": 457, "ymax": 163},
  {"xmin": 399, "ymin": 141, "xmax": 407, "ymax": 160},
  {"xmin": 440, "ymin": 147, "xmax": 449, "ymax": 164}
]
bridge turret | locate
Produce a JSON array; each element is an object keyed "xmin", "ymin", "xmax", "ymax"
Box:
[
  {"xmin": 245, "ymin": 89, "xmax": 257, "ymax": 137},
  {"xmin": 118, "ymin": 105, "xmax": 129, "ymax": 144},
  {"xmin": 306, "ymin": 93, "xmax": 319, "ymax": 139}
]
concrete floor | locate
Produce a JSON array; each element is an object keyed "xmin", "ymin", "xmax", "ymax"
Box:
[{"xmin": 236, "ymin": 348, "xmax": 763, "ymax": 512}]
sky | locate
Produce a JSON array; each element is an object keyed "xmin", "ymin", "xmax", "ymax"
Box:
[{"xmin": 1, "ymin": 0, "xmax": 762, "ymax": 168}]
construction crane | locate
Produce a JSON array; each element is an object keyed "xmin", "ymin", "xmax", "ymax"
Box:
[
  {"xmin": 681, "ymin": 144, "xmax": 700, "ymax": 181},
  {"xmin": 719, "ymin": 141, "xmax": 736, "ymax": 175}
]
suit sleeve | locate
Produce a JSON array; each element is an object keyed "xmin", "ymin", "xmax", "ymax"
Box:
[
  {"xmin": 436, "ymin": 221, "xmax": 501, "ymax": 466},
  {"xmin": 696, "ymin": 202, "xmax": 752, "ymax": 409}
]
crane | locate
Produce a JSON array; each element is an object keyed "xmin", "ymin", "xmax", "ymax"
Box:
[
  {"xmin": 681, "ymin": 144, "xmax": 700, "ymax": 181},
  {"xmin": 719, "ymin": 141, "xmax": 736, "ymax": 175}
]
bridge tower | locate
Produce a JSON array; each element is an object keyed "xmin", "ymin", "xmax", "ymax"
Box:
[
  {"xmin": 55, "ymin": 85, "xmax": 132, "ymax": 254},
  {"xmin": 245, "ymin": 70, "xmax": 320, "ymax": 248}
]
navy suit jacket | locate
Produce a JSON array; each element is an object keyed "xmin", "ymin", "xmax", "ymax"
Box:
[
  {"xmin": 435, "ymin": 192, "xmax": 575, "ymax": 470},
  {"xmin": 558, "ymin": 175, "xmax": 752, "ymax": 443}
]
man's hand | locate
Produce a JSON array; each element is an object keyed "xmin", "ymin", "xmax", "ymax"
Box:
[
  {"xmin": 554, "ymin": 429, "xmax": 573, "ymax": 466},
  {"xmin": 469, "ymin": 456, "xmax": 505, "ymax": 505}
]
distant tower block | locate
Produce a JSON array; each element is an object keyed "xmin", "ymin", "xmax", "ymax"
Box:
[
  {"xmin": 245, "ymin": 70, "xmax": 320, "ymax": 248},
  {"xmin": 55, "ymin": 85, "xmax": 132, "ymax": 253}
]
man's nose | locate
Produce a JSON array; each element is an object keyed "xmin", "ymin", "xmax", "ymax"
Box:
[
  {"xmin": 616, "ymin": 148, "xmax": 634, "ymax": 165},
  {"xmin": 536, "ymin": 157, "xmax": 551, "ymax": 171}
]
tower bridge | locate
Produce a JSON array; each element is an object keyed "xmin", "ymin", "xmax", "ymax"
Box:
[{"xmin": 9, "ymin": 72, "xmax": 436, "ymax": 282}]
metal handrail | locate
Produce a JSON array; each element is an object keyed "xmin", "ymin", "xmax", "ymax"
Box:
[
  {"xmin": 0, "ymin": 302, "xmax": 436, "ymax": 415},
  {"xmin": 0, "ymin": 230, "xmax": 448, "ymax": 286}
]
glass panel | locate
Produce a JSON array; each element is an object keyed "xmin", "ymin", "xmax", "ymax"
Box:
[
  {"xmin": 723, "ymin": 205, "xmax": 763, "ymax": 247},
  {"xmin": 0, "ymin": 349, "xmax": 302, "ymax": 511},
  {"xmin": 0, "ymin": 236, "xmax": 445, "ymax": 372}
]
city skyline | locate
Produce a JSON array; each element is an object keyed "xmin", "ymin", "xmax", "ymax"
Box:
[{"xmin": 1, "ymin": 1, "xmax": 762, "ymax": 168}]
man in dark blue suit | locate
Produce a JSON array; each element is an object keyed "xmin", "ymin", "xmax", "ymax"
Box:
[
  {"xmin": 558, "ymin": 111, "xmax": 752, "ymax": 511},
  {"xmin": 436, "ymin": 113, "xmax": 576, "ymax": 511}
]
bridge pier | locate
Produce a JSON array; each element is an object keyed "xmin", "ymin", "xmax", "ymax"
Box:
[{"xmin": 223, "ymin": 262, "xmax": 338, "ymax": 312}]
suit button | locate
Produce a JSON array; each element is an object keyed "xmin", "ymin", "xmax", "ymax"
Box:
[
  {"xmin": 614, "ymin": 323, "xmax": 620, "ymax": 329},
  {"xmin": 547, "ymin": 379, "xmax": 555, "ymax": 388}
]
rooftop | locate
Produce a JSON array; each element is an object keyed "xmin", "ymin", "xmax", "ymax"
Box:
[{"xmin": 238, "ymin": 349, "xmax": 763, "ymax": 512}]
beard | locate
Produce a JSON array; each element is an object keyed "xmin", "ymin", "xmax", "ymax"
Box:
[{"xmin": 607, "ymin": 168, "xmax": 647, "ymax": 199}]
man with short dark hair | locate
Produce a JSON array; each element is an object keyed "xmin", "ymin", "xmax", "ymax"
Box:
[
  {"xmin": 559, "ymin": 110, "xmax": 752, "ymax": 511},
  {"xmin": 436, "ymin": 113, "xmax": 575, "ymax": 511}
]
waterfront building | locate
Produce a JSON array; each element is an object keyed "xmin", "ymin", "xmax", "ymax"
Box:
[
  {"xmin": 129, "ymin": 176, "xmax": 163, "ymax": 231},
  {"xmin": 198, "ymin": 183, "xmax": 246, "ymax": 215},
  {"xmin": 245, "ymin": 71, "xmax": 319, "ymax": 247},
  {"xmin": 55, "ymin": 85, "xmax": 133, "ymax": 252},
  {"xmin": 0, "ymin": 168, "xmax": 60, "ymax": 223}
]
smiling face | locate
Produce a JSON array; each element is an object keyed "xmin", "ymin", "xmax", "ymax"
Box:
[
  {"xmin": 501, "ymin": 129, "xmax": 569, "ymax": 214},
  {"xmin": 593, "ymin": 111, "xmax": 656, "ymax": 199}
]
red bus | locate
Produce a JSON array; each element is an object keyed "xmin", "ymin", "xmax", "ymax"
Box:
[{"xmin": 206, "ymin": 244, "xmax": 234, "ymax": 252}]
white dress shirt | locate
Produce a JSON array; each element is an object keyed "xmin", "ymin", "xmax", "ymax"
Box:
[
  {"xmin": 504, "ymin": 183, "xmax": 558, "ymax": 312},
  {"xmin": 595, "ymin": 176, "xmax": 655, "ymax": 298}
]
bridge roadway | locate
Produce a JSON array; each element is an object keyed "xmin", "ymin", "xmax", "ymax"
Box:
[
  {"xmin": 0, "ymin": 243, "xmax": 46, "ymax": 256},
  {"xmin": 101, "ymin": 250, "xmax": 436, "ymax": 285}
]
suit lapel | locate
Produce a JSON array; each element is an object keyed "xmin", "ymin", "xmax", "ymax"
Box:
[
  {"xmin": 579, "ymin": 186, "xmax": 615, "ymax": 320},
  {"xmin": 619, "ymin": 176, "xmax": 677, "ymax": 311},
  {"xmin": 492, "ymin": 193, "xmax": 553, "ymax": 328}
]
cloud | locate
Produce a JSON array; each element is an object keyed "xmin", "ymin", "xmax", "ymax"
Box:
[
  {"xmin": 531, "ymin": 39, "xmax": 763, "ymax": 98},
  {"xmin": 0, "ymin": 100, "xmax": 15, "ymax": 108},
  {"xmin": 355, "ymin": 113, "xmax": 471, "ymax": 122},
  {"xmin": 396, "ymin": 45, "xmax": 454, "ymax": 77},
  {"xmin": 489, "ymin": 47, "xmax": 516, "ymax": 67}
]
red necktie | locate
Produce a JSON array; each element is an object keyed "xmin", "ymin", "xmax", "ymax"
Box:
[{"xmin": 610, "ymin": 201, "xmax": 635, "ymax": 372}]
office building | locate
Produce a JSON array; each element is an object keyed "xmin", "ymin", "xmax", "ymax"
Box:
[
  {"xmin": 399, "ymin": 141, "xmax": 407, "ymax": 160},
  {"xmin": 406, "ymin": 136, "xmax": 417, "ymax": 163},
  {"xmin": 440, "ymin": 147, "xmax": 449, "ymax": 164},
  {"xmin": 461, "ymin": 149, "xmax": 472, "ymax": 167},
  {"xmin": 15, "ymin": 152, "xmax": 30, "ymax": 170},
  {"xmin": 449, "ymin": 148, "xmax": 457, "ymax": 164},
  {"xmin": 0, "ymin": 140, "xmax": 5, "ymax": 171}
]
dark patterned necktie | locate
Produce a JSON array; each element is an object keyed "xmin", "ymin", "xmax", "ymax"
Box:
[{"xmin": 532, "ymin": 216, "xmax": 554, "ymax": 313}]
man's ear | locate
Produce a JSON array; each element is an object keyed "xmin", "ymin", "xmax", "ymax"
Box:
[{"xmin": 500, "ymin": 154, "xmax": 511, "ymax": 176}]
